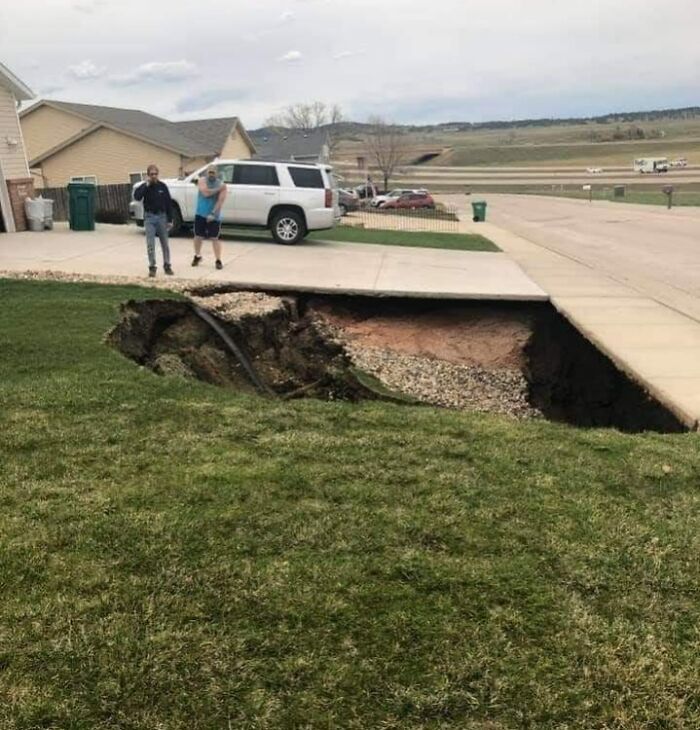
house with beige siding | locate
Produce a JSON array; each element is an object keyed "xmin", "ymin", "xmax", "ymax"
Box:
[
  {"xmin": 0, "ymin": 62, "xmax": 33, "ymax": 233},
  {"xmin": 20, "ymin": 100, "xmax": 256, "ymax": 188}
]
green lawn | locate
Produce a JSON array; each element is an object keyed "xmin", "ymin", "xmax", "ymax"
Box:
[
  {"xmin": 2, "ymin": 279, "xmax": 700, "ymax": 728},
  {"xmin": 308, "ymin": 226, "xmax": 499, "ymax": 251},
  {"xmin": 219, "ymin": 225, "xmax": 499, "ymax": 252}
]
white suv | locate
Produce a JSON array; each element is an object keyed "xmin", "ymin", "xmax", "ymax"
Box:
[{"xmin": 130, "ymin": 159, "xmax": 338, "ymax": 245}]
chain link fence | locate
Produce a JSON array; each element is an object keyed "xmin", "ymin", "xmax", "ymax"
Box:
[{"xmin": 341, "ymin": 203, "xmax": 460, "ymax": 233}]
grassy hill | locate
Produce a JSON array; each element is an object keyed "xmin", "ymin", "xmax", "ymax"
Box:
[{"xmin": 327, "ymin": 110, "xmax": 700, "ymax": 168}]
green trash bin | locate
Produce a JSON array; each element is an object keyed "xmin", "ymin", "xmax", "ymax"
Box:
[
  {"xmin": 68, "ymin": 182, "xmax": 96, "ymax": 231},
  {"xmin": 471, "ymin": 200, "xmax": 487, "ymax": 222}
]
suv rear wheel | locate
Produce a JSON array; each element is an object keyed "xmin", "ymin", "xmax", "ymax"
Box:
[{"xmin": 271, "ymin": 210, "xmax": 305, "ymax": 245}]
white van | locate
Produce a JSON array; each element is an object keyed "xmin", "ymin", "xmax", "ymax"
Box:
[
  {"xmin": 634, "ymin": 158, "xmax": 669, "ymax": 174},
  {"xmin": 130, "ymin": 159, "xmax": 337, "ymax": 245}
]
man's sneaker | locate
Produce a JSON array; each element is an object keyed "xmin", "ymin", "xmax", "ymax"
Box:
[
  {"xmin": 215, "ymin": 259, "xmax": 223, "ymax": 270},
  {"xmin": 164, "ymin": 264, "xmax": 174, "ymax": 276},
  {"xmin": 191, "ymin": 255, "xmax": 202, "ymax": 267},
  {"xmin": 148, "ymin": 266, "xmax": 157, "ymax": 278}
]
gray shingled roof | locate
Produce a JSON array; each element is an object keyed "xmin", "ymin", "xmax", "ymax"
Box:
[
  {"xmin": 44, "ymin": 100, "xmax": 227, "ymax": 156},
  {"xmin": 172, "ymin": 117, "xmax": 240, "ymax": 155},
  {"xmin": 251, "ymin": 128, "xmax": 329, "ymax": 161}
]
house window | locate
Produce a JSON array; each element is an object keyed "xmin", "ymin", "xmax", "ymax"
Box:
[
  {"xmin": 129, "ymin": 171, "xmax": 147, "ymax": 185},
  {"xmin": 70, "ymin": 175, "xmax": 97, "ymax": 184}
]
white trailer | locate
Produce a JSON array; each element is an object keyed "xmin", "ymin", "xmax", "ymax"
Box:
[{"xmin": 634, "ymin": 158, "xmax": 669, "ymax": 174}]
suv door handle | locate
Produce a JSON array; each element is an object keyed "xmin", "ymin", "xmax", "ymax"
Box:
[{"xmin": 264, "ymin": 192, "xmax": 275, "ymax": 196}]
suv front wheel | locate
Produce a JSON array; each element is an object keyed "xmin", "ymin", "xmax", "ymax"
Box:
[{"xmin": 271, "ymin": 210, "xmax": 305, "ymax": 245}]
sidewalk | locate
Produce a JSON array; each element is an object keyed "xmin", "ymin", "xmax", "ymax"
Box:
[{"xmin": 0, "ymin": 223, "xmax": 546, "ymax": 301}]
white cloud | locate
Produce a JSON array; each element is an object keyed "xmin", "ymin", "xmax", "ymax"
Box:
[
  {"xmin": 67, "ymin": 59, "xmax": 106, "ymax": 80},
  {"xmin": 332, "ymin": 50, "xmax": 365, "ymax": 61},
  {"xmin": 279, "ymin": 50, "xmax": 303, "ymax": 63},
  {"xmin": 72, "ymin": 0, "xmax": 107, "ymax": 13},
  {"xmin": 109, "ymin": 60, "xmax": 198, "ymax": 86},
  {"xmin": 4, "ymin": 0, "xmax": 700, "ymax": 128}
]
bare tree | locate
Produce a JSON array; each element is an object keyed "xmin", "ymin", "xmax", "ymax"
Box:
[
  {"xmin": 264, "ymin": 101, "xmax": 344, "ymax": 159},
  {"xmin": 365, "ymin": 116, "xmax": 404, "ymax": 191},
  {"xmin": 327, "ymin": 104, "xmax": 344, "ymax": 158},
  {"xmin": 265, "ymin": 101, "xmax": 341, "ymax": 131}
]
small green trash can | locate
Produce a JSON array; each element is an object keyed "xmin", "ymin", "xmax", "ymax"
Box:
[
  {"xmin": 471, "ymin": 200, "xmax": 487, "ymax": 222},
  {"xmin": 68, "ymin": 182, "xmax": 96, "ymax": 231}
]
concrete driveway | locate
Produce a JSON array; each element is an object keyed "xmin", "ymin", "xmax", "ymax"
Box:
[{"xmin": 0, "ymin": 222, "xmax": 545, "ymax": 301}]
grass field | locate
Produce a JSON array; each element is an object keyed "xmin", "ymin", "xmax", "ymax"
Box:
[
  {"xmin": 431, "ymin": 139, "xmax": 700, "ymax": 168},
  {"xmin": 336, "ymin": 115, "xmax": 700, "ymax": 168},
  {"xmin": 3, "ymin": 279, "xmax": 700, "ymax": 728},
  {"xmin": 220, "ymin": 226, "xmax": 500, "ymax": 252}
]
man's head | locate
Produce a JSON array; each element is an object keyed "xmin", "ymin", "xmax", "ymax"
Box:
[
  {"xmin": 147, "ymin": 164, "xmax": 159, "ymax": 182},
  {"xmin": 206, "ymin": 164, "xmax": 218, "ymax": 181}
]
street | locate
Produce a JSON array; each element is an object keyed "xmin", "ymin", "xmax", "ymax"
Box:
[{"xmin": 445, "ymin": 193, "xmax": 700, "ymax": 322}]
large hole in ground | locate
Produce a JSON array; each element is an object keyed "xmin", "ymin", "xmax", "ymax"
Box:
[{"xmin": 106, "ymin": 290, "xmax": 686, "ymax": 433}]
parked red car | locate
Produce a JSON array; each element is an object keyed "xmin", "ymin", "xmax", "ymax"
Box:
[{"xmin": 380, "ymin": 191, "xmax": 435, "ymax": 210}]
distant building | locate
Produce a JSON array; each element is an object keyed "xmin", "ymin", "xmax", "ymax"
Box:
[
  {"xmin": 250, "ymin": 128, "xmax": 330, "ymax": 164},
  {"xmin": 20, "ymin": 100, "xmax": 256, "ymax": 187}
]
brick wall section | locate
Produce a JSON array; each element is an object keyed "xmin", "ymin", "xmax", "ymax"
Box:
[{"xmin": 7, "ymin": 178, "xmax": 34, "ymax": 232}]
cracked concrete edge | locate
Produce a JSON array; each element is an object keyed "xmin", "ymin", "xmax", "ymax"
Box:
[
  {"xmin": 0, "ymin": 268, "xmax": 550, "ymax": 302},
  {"xmin": 550, "ymin": 299, "xmax": 700, "ymax": 432}
]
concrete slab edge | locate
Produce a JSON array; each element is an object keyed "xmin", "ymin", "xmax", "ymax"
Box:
[{"xmin": 550, "ymin": 299, "xmax": 699, "ymax": 431}]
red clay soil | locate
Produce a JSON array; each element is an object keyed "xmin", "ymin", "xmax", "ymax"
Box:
[{"xmin": 313, "ymin": 304, "xmax": 534, "ymax": 369}]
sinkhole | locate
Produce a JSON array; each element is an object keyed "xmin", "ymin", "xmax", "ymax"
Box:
[{"xmin": 106, "ymin": 289, "xmax": 686, "ymax": 433}]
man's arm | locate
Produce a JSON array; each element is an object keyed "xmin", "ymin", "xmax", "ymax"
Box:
[
  {"xmin": 162, "ymin": 183, "xmax": 173, "ymax": 223},
  {"xmin": 197, "ymin": 178, "xmax": 220, "ymax": 197},
  {"xmin": 212, "ymin": 185, "xmax": 227, "ymax": 217},
  {"xmin": 133, "ymin": 182, "xmax": 148, "ymax": 201}
]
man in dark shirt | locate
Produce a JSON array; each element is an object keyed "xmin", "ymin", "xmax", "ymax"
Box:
[{"xmin": 134, "ymin": 163, "xmax": 174, "ymax": 277}]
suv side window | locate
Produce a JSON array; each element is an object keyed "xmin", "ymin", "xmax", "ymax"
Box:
[
  {"xmin": 216, "ymin": 164, "xmax": 235, "ymax": 184},
  {"xmin": 288, "ymin": 166, "xmax": 324, "ymax": 189},
  {"xmin": 233, "ymin": 164, "xmax": 279, "ymax": 186}
]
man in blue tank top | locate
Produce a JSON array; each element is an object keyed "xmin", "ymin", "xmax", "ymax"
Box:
[{"xmin": 192, "ymin": 164, "xmax": 228, "ymax": 270}]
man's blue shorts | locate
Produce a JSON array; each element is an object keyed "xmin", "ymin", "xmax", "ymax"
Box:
[{"xmin": 194, "ymin": 215, "xmax": 221, "ymax": 239}]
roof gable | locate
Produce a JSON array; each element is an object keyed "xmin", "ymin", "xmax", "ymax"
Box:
[
  {"xmin": 0, "ymin": 62, "xmax": 33, "ymax": 101},
  {"xmin": 21, "ymin": 99, "xmax": 255, "ymax": 160}
]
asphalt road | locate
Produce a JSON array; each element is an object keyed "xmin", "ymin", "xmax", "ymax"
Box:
[
  {"xmin": 336, "ymin": 164, "xmax": 700, "ymax": 188},
  {"xmin": 443, "ymin": 193, "xmax": 700, "ymax": 321}
]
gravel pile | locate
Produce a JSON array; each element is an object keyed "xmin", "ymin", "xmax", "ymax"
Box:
[
  {"xmin": 189, "ymin": 291, "xmax": 286, "ymax": 323},
  {"xmin": 0, "ymin": 269, "xmax": 193, "ymax": 292},
  {"xmin": 348, "ymin": 345, "xmax": 541, "ymax": 419}
]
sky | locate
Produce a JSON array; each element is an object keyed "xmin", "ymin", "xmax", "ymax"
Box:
[{"xmin": 2, "ymin": 0, "xmax": 699, "ymax": 129}]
